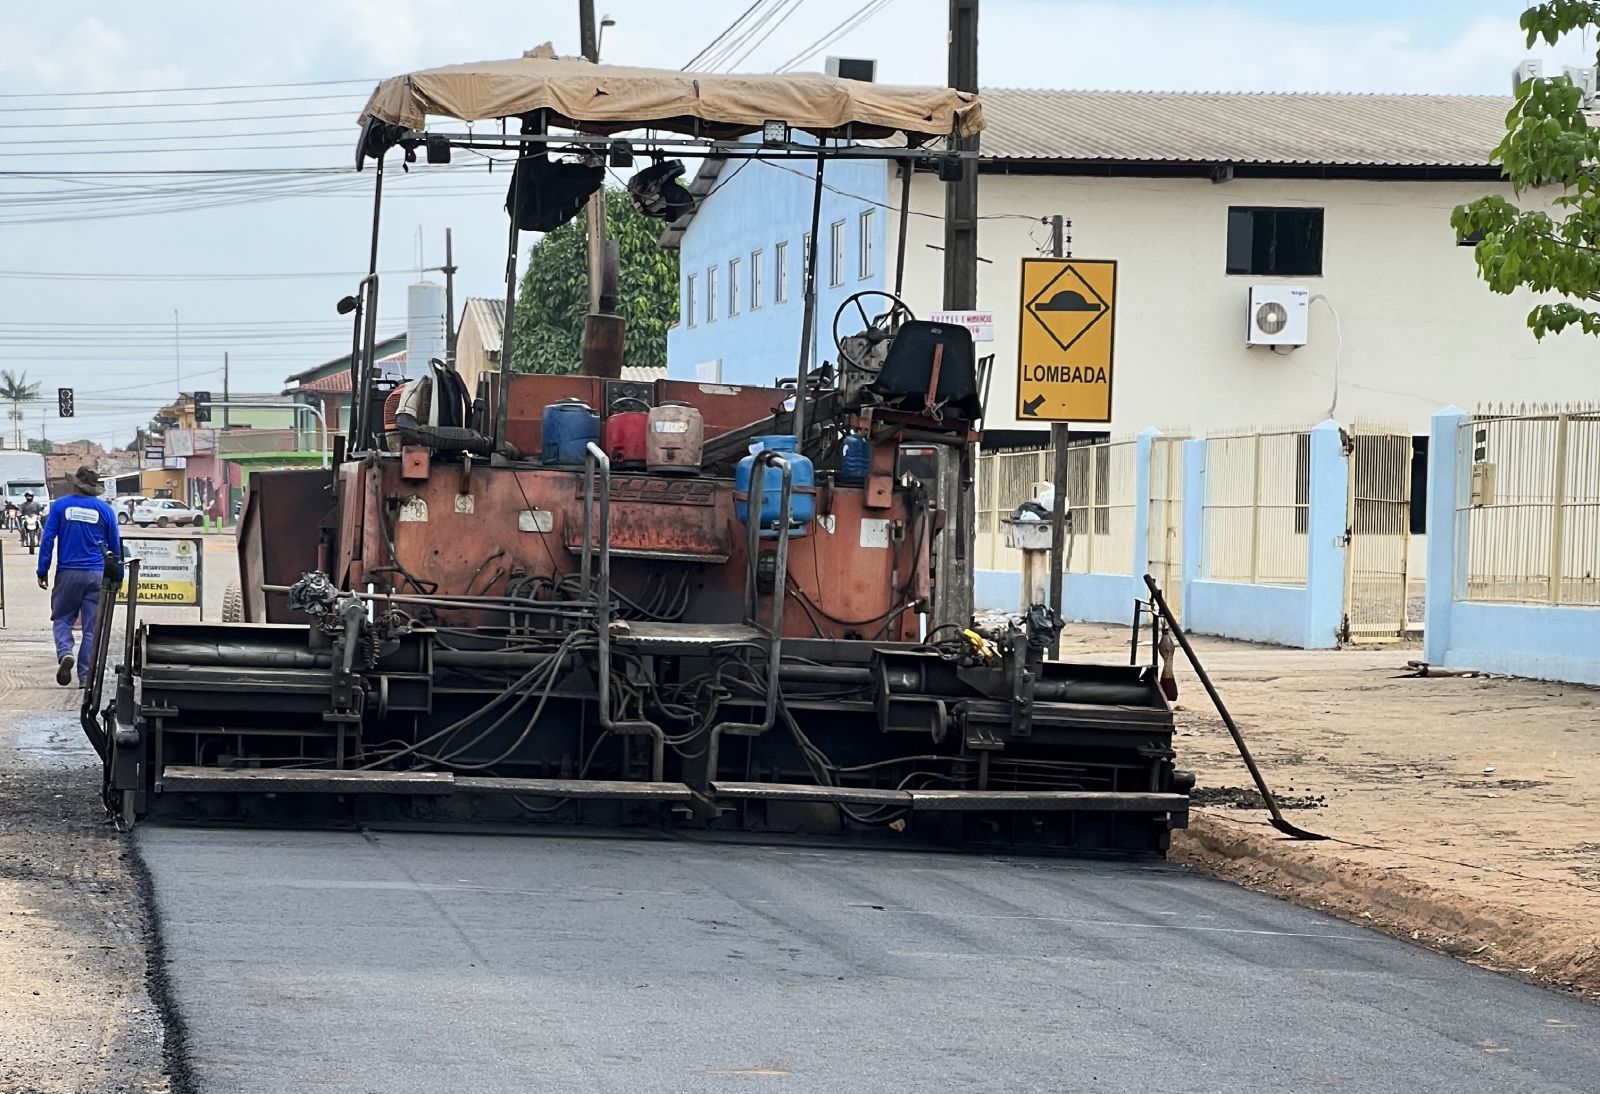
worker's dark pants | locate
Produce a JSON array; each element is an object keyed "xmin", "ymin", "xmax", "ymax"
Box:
[{"xmin": 50, "ymin": 568, "xmax": 101, "ymax": 682}]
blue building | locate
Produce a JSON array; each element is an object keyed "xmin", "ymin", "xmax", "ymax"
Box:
[{"xmin": 663, "ymin": 148, "xmax": 889, "ymax": 387}]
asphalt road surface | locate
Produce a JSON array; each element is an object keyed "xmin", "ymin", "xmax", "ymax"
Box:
[{"xmin": 138, "ymin": 829, "xmax": 1600, "ymax": 1094}]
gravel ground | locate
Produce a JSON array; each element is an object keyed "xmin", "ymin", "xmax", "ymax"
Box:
[{"xmin": 0, "ymin": 528, "xmax": 233, "ymax": 1094}]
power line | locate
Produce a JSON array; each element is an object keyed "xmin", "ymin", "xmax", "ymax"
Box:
[
  {"xmin": 0, "ymin": 78, "xmax": 374, "ymax": 99},
  {"xmin": 0, "ymin": 126, "xmax": 353, "ymax": 147},
  {"xmin": 3, "ymin": 91, "xmax": 367, "ymax": 113},
  {"xmin": 775, "ymin": 0, "xmax": 897, "ymax": 73},
  {"xmin": 699, "ymin": 0, "xmax": 791, "ymax": 71},
  {"xmin": 682, "ymin": 0, "xmax": 770, "ymax": 70},
  {"xmin": 0, "ymin": 267, "xmax": 411, "ymax": 282},
  {"xmin": 0, "ymin": 109, "xmax": 358, "ymax": 131},
  {"xmin": 717, "ymin": 0, "xmax": 810, "ymax": 72}
]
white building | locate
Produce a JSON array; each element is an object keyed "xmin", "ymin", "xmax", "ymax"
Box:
[{"xmin": 669, "ymin": 90, "xmax": 1591, "ymax": 443}]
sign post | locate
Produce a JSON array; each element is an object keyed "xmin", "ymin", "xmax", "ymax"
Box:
[
  {"xmin": 1017, "ymin": 229, "xmax": 1117, "ymax": 656},
  {"xmin": 117, "ymin": 536, "xmax": 204, "ymax": 616}
]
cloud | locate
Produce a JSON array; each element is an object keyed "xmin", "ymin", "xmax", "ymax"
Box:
[{"xmin": 0, "ymin": 16, "xmax": 185, "ymax": 91}]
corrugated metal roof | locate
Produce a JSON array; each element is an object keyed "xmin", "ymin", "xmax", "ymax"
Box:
[
  {"xmin": 620, "ymin": 365, "xmax": 667, "ymax": 383},
  {"xmin": 977, "ymin": 90, "xmax": 1510, "ymax": 167},
  {"xmin": 463, "ymin": 297, "xmax": 506, "ymax": 355}
]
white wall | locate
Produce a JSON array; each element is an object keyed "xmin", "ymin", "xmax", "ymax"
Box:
[{"xmin": 894, "ymin": 172, "xmax": 1593, "ymax": 436}]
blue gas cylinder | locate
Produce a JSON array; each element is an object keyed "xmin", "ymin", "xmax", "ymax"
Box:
[
  {"xmin": 736, "ymin": 434, "xmax": 816, "ymax": 533},
  {"xmin": 839, "ymin": 432, "xmax": 870, "ymax": 485},
  {"xmin": 541, "ymin": 399, "xmax": 599, "ymax": 465}
]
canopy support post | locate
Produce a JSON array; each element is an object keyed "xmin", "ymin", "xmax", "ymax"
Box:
[
  {"xmin": 496, "ymin": 137, "xmax": 531, "ymax": 454},
  {"xmin": 893, "ymin": 160, "xmax": 912, "ymax": 302},
  {"xmin": 793, "ymin": 149, "xmax": 826, "ymax": 449},
  {"xmin": 352, "ymin": 158, "xmax": 385, "ymax": 452}
]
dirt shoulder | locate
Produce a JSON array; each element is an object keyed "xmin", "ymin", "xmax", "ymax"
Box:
[
  {"xmin": 1058, "ymin": 626, "xmax": 1600, "ymax": 999},
  {"xmin": 0, "ymin": 569, "xmax": 168, "ymax": 1091}
]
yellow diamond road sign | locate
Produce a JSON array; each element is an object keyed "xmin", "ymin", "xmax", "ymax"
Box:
[{"xmin": 1016, "ymin": 257, "xmax": 1117, "ymax": 423}]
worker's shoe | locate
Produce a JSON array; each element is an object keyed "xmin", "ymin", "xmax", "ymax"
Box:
[{"xmin": 55, "ymin": 654, "xmax": 74, "ymax": 687}]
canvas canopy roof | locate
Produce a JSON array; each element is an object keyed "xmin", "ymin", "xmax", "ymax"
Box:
[{"xmin": 357, "ymin": 49, "xmax": 984, "ymax": 147}]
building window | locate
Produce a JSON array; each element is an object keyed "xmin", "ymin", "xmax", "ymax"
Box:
[
  {"xmin": 858, "ymin": 209, "xmax": 875, "ymax": 279},
  {"xmin": 829, "ymin": 219, "xmax": 845, "ymax": 287},
  {"xmin": 707, "ymin": 265, "xmax": 719, "ymax": 323},
  {"xmin": 1457, "ymin": 229, "xmax": 1485, "ymax": 247},
  {"xmin": 750, "ymin": 249, "xmax": 763, "ymax": 310},
  {"xmin": 775, "ymin": 241, "xmax": 789, "ymax": 303},
  {"xmin": 729, "ymin": 257, "xmax": 741, "ymax": 316},
  {"xmin": 1226, "ymin": 207, "xmax": 1324, "ymax": 276},
  {"xmin": 686, "ymin": 274, "xmax": 698, "ymax": 328}
]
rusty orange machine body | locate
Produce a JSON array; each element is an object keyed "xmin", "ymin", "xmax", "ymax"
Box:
[{"xmin": 282, "ymin": 373, "xmax": 930, "ymax": 643}]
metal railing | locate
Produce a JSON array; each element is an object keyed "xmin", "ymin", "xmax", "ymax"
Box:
[
  {"xmin": 1457, "ymin": 407, "xmax": 1600, "ymax": 607},
  {"xmin": 1201, "ymin": 430, "xmax": 1310, "ymax": 587},
  {"xmin": 975, "ymin": 439, "xmax": 1137, "ymax": 575}
]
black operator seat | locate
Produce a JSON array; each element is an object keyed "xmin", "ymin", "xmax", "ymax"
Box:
[{"xmin": 869, "ymin": 320, "xmax": 982, "ymax": 420}]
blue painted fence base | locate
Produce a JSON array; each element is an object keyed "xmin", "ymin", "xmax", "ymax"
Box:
[{"xmin": 1424, "ymin": 406, "xmax": 1600, "ymax": 687}]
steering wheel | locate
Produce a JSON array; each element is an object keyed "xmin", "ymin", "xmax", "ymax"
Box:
[{"xmin": 832, "ymin": 290, "xmax": 916, "ymax": 370}]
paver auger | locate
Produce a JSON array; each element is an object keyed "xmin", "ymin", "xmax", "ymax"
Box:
[{"xmin": 81, "ymin": 53, "xmax": 1195, "ymax": 854}]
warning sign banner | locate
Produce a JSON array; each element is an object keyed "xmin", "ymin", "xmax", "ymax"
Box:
[
  {"xmin": 117, "ymin": 536, "xmax": 202, "ymax": 607},
  {"xmin": 1015, "ymin": 257, "xmax": 1117, "ymax": 424}
]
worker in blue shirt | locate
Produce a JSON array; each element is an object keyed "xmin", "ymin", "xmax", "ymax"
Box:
[{"xmin": 37, "ymin": 466, "xmax": 122, "ymax": 687}]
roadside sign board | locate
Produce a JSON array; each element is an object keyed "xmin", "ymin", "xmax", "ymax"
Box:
[
  {"xmin": 929, "ymin": 309, "xmax": 994, "ymax": 342},
  {"xmin": 1015, "ymin": 257, "xmax": 1117, "ymax": 423},
  {"xmin": 117, "ymin": 536, "xmax": 203, "ymax": 608}
]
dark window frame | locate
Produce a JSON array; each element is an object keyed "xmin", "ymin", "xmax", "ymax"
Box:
[{"xmin": 1226, "ymin": 206, "xmax": 1325, "ymax": 277}]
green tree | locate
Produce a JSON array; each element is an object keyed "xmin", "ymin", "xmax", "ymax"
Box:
[
  {"xmin": 1453, "ymin": 3, "xmax": 1600, "ymax": 337},
  {"xmin": 0, "ymin": 370, "xmax": 39, "ymax": 449},
  {"xmin": 509, "ymin": 187, "xmax": 680, "ymax": 374}
]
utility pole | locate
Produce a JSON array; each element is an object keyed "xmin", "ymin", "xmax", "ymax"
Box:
[
  {"xmin": 942, "ymin": 0, "xmax": 979, "ymax": 311},
  {"xmin": 580, "ymin": 0, "xmax": 607, "ymax": 315},
  {"xmin": 442, "ymin": 228, "xmax": 459, "ymax": 368},
  {"xmin": 937, "ymin": 0, "xmax": 979, "ymax": 633},
  {"xmin": 173, "ymin": 308, "xmax": 182, "ymax": 395},
  {"xmin": 223, "ymin": 351, "xmax": 231, "ymax": 429},
  {"xmin": 1045, "ymin": 214, "xmax": 1070, "ymax": 657}
]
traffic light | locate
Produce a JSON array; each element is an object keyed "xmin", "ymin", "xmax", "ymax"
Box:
[
  {"xmin": 57, "ymin": 387, "xmax": 74, "ymax": 418},
  {"xmin": 193, "ymin": 390, "xmax": 212, "ymax": 424}
]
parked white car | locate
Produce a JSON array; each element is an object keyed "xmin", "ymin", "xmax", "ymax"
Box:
[
  {"xmin": 131, "ymin": 498, "xmax": 203, "ymax": 528},
  {"xmin": 114, "ymin": 495, "xmax": 149, "ymax": 525}
]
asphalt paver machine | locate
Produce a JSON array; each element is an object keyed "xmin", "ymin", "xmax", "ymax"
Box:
[{"xmin": 82, "ymin": 52, "xmax": 1195, "ymax": 854}]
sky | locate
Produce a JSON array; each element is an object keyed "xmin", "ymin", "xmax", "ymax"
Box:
[{"xmin": 0, "ymin": 0, "xmax": 1590, "ymax": 448}]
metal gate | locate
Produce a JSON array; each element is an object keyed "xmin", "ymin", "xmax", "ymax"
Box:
[
  {"xmin": 1343, "ymin": 431, "xmax": 1414, "ymax": 642},
  {"xmin": 1147, "ymin": 435, "xmax": 1184, "ymax": 620}
]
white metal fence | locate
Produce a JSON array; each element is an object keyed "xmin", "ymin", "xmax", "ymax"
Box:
[
  {"xmin": 1458, "ymin": 407, "xmax": 1600, "ymax": 607},
  {"xmin": 975, "ymin": 439, "xmax": 1138, "ymax": 575},
  {"xmin": 1147, "ymin": 435, "xmax": 1185, "ymax": 618},
  {"xmin": 976, "ymin": 447, "xmax": 1052, "ymax": 571},
  {"xmin": 1202, "ymin": 431, "xmax": 1310, "ymax": 586}
]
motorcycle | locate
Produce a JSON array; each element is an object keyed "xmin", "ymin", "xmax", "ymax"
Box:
[{"xmin": 20, "ymin": 512, "xmax": 40, "ymax": 555}]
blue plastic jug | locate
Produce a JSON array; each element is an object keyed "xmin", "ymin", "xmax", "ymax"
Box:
[
  {"xmin": 541, "ymin": 399, "xmax": 600, "ymax": 465},
  {"xmin": 736, "ymin": 434, "xmax": 815, "ymax": 533},
  {"xmin": 839, "ymin": 432, "xmax": 870, "ymax": 485}
]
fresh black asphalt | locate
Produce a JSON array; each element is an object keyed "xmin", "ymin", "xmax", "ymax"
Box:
[{"xmin": 138, "ymin": 828, "xmax": 1600, "ymax": 1093}]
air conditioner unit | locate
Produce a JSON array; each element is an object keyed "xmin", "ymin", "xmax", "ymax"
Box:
[
  {"xmin": 1565, "ymin": 65, "xmax": 1598, "ymax": 105},
  {"xmin": 826, "ymin": 56, "xmax": 877, "ymax": 83},
  {"xmin": 1512, "ymin": 58, "xmax": 1544, "ymax": 92},
  {"xmin": 1246, "ymin": 285, "xmax": 1310, "ymax": 347}
]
